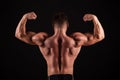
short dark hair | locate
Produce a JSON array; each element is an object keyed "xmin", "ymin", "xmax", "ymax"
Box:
[{"xmin": 52, "ymin": 12, "xmax": 69, "ymax": 26}]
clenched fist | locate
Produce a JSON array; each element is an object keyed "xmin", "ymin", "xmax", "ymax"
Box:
[
  {"xmin": 83, "ymin": 14, "xmax": 97, "ymax": 21},
  {"xmin": 23, "ymin": 12, "xmax": 37, "ymax": 20}
]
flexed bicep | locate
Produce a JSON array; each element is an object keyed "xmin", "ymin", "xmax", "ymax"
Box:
[
  {"xmin": 18, "ymin": 31, "xmax": 36, "ymax": 45},
  {"xmin": 83, "ymin": 14, "xmax": 105, "ymax": 46},
  {"xmin": 15, "ymin": 12, "xmax": 38, "ymax": 45}
]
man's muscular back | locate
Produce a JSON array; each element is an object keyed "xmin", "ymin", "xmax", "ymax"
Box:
[
  {"xmin": 36, "ymin": 32, "xmax": 83, "ymax": 76},
  {"xmin": 15, "ymin": 12, "xmax": 105, "ymax": 76}
]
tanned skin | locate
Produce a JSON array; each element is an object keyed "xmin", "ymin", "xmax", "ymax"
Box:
[{"xmin": 15, "ymin": 12, "xmax": 105, "ymax": 76}]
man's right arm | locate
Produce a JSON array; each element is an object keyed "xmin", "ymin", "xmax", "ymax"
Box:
[
  {"xmin": 72, "ymin": 14, "xmax": 105, "ymax": 47},
  {"xmin": 83, "ymin": 14, "xmax": 105, "ymax": 46}
]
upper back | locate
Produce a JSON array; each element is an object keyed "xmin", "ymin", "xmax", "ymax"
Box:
[{"xmin": 42, "ymin": 32, "xmax": 86, "ymax": 48}]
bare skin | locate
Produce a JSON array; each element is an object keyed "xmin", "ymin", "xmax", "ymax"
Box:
[{"xmin": 15, "ymin": 12, "xmax": 105, "ymax": 76}]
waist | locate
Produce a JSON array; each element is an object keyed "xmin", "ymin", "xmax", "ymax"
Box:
[
  {"xmin": 48, "ymin": 74, "xmax": 74, "ymax": 80},
  {"xmin": 47, "ymin": 67, "xmax": 73, "ymax": 76}
]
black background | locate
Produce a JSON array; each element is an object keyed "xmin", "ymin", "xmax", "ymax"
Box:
[{"xmin": 2, "ymin": 0, "xmax": 119, "ymax": 80}]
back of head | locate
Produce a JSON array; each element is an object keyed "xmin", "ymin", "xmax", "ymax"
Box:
[{"xmin": 52, "ymin": 12, "xmax": 69, "ymax": 27}]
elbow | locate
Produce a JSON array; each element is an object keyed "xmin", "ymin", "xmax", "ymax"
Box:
[
  {"xmin": 100, "ymin": 33, "xmax": 105, "ymax": 40},
  {"xmin": 95, "ymin": 33, "xmax": 105, "ymax": 41},
  {"xmin": 15, "ymin": 32, "xmax": 24, "ymax": 39},
  {"xmin": 98, "ymin": 34, "xmax": 105, "ymax": 41},
  {"xmin": 15, "ymin": 32, "xmax": 19, "ymax": 38},
  {"xmin": 15, "ymin": 32, "xmax": 18, "ymax": 38},
  {"xmin": 102, "ymin": 34, "xmax": 105, "ymax": 40},
  {"xmin": 15, "ymin": 32, "xmax": 20, "ymax": 38}
]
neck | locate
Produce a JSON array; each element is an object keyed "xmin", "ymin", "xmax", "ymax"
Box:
[
  {"xmin": 54, "ymin": 27, "xmax": 67, "ymax": 36},
  {"xmin": 60, "ymin": 29, "xmax": 66, "ymax": 36},
  {"xmin": 54, "ymin": 27, "xmax": 60, "ymax": 36}
]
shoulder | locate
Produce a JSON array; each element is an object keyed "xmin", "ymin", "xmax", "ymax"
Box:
[
  {"xmin": 35, "ymin": 32, "xmax": 48, "ymax": 36},
  {"xmin": 71, "ymin": 32, "xmax": 86, "ymax": 38},
  {"xmin": 31, "ymin": 32, "xmax": 49, "ymax": 46},
  {"xmin": 70, "ymin": 32, "xmax": 87, "ymax": 41},
  {"xmin": 32, "ymin": 32, "xmax": 48, "ymax": 40}
]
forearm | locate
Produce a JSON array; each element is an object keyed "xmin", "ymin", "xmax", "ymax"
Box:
[
  {"xmin": 15, "ymin": 15, "xmax": 27, "ymax": 37},
  {"xmin": 93, "ymin": 17, "xmax": 105, "ymax": 40}
]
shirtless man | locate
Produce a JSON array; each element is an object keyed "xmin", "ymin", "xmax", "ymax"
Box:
[{"xmin": 15, "ymin": 12, "xmax": 105, "ymax": 80}]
